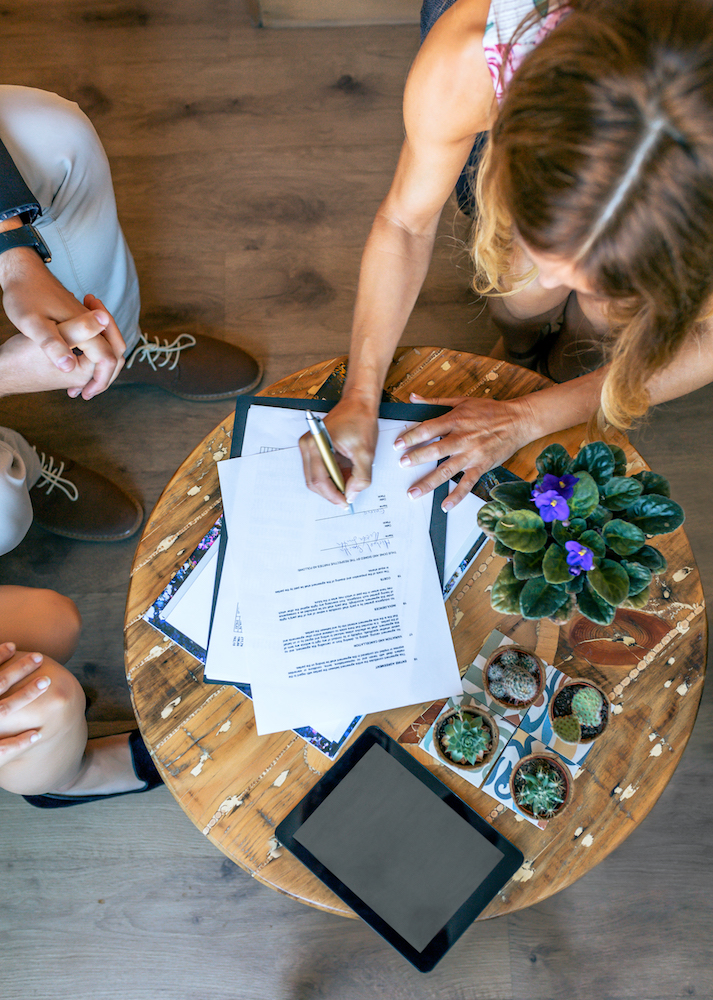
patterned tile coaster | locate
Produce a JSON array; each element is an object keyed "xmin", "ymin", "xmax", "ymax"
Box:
[
  {"xmin": 481, "ymin": 728, "xmax": 581, "ymax": 829},
  {"xmin": 420, "ymin": 695, "xmax": 517, "ymax": 789},
  {"xmin": 518, "ymin": 666, "xmax": 595, "ymax": 766}
]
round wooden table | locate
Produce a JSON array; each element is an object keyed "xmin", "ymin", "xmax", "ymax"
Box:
[{"xmin": 124, "ymin": 348, "xmax": 706, "ymax": 917}]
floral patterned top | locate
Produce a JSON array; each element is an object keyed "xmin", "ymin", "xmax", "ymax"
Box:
[{"xmin": 482, "ymin": 0, "xmax": 569, "ymax": 100}]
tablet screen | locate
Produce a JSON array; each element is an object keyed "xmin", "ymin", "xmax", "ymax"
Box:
[{"xmin": 294, "ymin": 742, "xmax": 505, "ymax": 952}]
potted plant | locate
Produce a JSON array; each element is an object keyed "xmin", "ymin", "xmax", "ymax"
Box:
[
  {"xmin": 482, "ymin": 645, "xmax": 545, "ymax": 710},
  {"xmin": 434, "ymin": 703, "xmax": 500, "ymax": 772},
  {"xmin": 549, "ymin": 679, "xmax": 609, "ymax": 744},
  {"xmin": 477, "ymin": 441, "xmax": 684, "ymax": 624},
  {"xmin": 509, "ymin": 752, "xmax": 572, "ymax": 819}
]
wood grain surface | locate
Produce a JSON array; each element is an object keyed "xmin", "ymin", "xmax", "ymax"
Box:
[{"xmin": 125, "ymin": 349, "xmax": 706, "ymax": 918}]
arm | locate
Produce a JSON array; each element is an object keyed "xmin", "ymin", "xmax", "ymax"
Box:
[
  {"xmin": 300, "ymin": 0, "xmax": 496, "ymax": 504},
  {"xmin": 0, "ymin": 137, "xmax": 125, "ymax": 397},
  {"xmin": 398, "ymin": 317, "xmax": 713, "ymax": 508}
]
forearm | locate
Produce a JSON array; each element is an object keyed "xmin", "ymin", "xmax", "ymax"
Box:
[{"xmin": 342, "ymin": 209, "xmax": 439, "ymax": 411}]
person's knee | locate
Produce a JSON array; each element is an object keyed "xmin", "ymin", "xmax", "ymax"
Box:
[
  {"xmin": 35, "ymin": 589, "xmax": 82, "ymax": 660},
  {"xmin": 0, "ymin": 655, "xmax": 85, "ymax": 739},
  {"xmin": 0, "ymin": 586, "xmax": 83, "ymax": 664}
]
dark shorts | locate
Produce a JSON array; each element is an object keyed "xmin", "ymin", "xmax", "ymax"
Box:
[{"xmin": 420, "ymin": 0, "xmax": 488, "ymax": 215}]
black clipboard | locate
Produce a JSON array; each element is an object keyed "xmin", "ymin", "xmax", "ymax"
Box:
[{"xmin": 206, "ymin": 395, "xmax": 452, "ymax": 656}]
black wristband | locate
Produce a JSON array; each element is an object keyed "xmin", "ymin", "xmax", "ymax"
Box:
[{"xmin": 0, "ymin": 224, "xmax": 51, "ymax": 263}]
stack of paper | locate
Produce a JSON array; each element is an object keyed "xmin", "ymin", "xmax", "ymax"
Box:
[{"xmin": 206, "ymin": 414, "xmax": 463, "ymax": 735}]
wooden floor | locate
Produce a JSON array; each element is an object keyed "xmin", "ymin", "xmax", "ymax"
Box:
[{"xmin": 0, "ymin": 3, "xmax": 711, "ymax": 998}]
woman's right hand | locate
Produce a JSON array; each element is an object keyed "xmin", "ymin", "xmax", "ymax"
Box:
[
  {"xmin": 299, "ymin": 396, "xmax": 380, "ymax": 507},
  {"xmin": 0, "ymin": 643, "xmax": 49, "ymax": 759}
]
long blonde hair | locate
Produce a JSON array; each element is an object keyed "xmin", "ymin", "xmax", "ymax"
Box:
[{"xmin": 471, "ymin": 0, "xmax": 713, "ymax": 429}]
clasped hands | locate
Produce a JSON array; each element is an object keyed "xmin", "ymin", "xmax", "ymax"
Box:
[
  {"xmin": 299, "ymin": 391, "xmax": 535, "ymax": 510},
  {"xmin": 0, "ymin": 248, "xmax": 125, "ymax": 398},
  {"xmin": 0, "ymin": 642, "xmax": 49, "ymax": 762}
]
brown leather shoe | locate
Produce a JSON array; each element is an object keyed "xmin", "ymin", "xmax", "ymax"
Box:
[
  {"xmin": 117, "ymin": 333, "xmax": 263, "ymax": 400},
  {"xmin": 30, "ymin": 449, "xmax": 143, "ymax": 543}
]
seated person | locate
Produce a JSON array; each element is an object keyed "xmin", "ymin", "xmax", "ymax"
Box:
[
  {"xmin": 0, "ymin": 585, "xmax": 161, "ymax": 807},
  {"xmin": 0, "ymin": 84, "xmax": 262, "ymax": 554}
]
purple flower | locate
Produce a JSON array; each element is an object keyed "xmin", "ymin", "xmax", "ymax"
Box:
[
  {"xmin": 533, "ymin": 490, "xmax": 570, "ymax": 522},
  {"xmin": 565, "ymin": 540, "xmax": 595, "ymax": 576},
  {"xmin": 541, "ymin": 473, "xmax": 579, "ymax": 499}
]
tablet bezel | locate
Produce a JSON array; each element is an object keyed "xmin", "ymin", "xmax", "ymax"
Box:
[{"xmin": 275, "ymin": 726, "xmax": 524, "ymax": 972}]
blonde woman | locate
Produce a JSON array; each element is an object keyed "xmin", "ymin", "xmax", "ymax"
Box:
[{"xmin": 300, "ymin": 0, "xmax": 713, "ymax": 509}]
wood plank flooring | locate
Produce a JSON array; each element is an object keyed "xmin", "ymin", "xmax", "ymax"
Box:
[{"xmin": 0, "ymin": 3, "xmax": 711, "ymax": 998}]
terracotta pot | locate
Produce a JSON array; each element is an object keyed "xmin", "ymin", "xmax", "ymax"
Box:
[
  {"xmin": 434, "ymin": 704, "xmax": 500, "ymax": 772},
  {"xmin": 548, "ymin": 677, "xmax": 610, "ymax": 744},
  {"xmin": 483, "ymin": 645, "xmax": 546, "ymax": 711},
  {"xmin": 509, "ymin": 752, "xmax": 573, "ymax": 820}
]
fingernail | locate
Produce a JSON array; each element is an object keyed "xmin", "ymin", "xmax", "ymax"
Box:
[
  {"xmin": 31, "ymin": 653, "xmax": 42, "ymax": 664},
  {"xmin": 393, "ymin": 439, "xmax": 405, "ymax": 451},
  {"xmin": 346, "ymin": 493, "xmax": 355, "ymax": 504},
  {"xmin": 36, "ymin": 677, "xmax": 51, "ymax": 690},
  {"xmin": 408, "ymin": 487, "xmax": 422, "ymax": 499},
  {"xmin": 442, "ymin": 500, "xmax": 453, "ymax": 512},
  {"xmin": 67, "ymin": 388, "xmax": 80, "ymax": 399},
  {"xmin": 399, "ymin": 455, "xmax": 411, "ymax": 467},
  {"xmin": 4, "ymin": 641, "xmax": 15, "ymax": 653},
  {"xmin": 95, "ymin": 311, "xmax": 109, "ymax": 325},
  {"xmin": 29, "ymin": 732, "xmax": 41, "ymax": 743},
  {"xmin": 57, "ymin": 356, "xmax": 74, "ymax": 372}
]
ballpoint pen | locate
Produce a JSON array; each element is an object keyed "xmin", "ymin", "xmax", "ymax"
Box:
[{"xmin": 305, "ymin": 410, "xmax": 354, "ymax": 513}]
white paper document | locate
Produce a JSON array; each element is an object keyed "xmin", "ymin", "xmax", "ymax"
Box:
[{"xmin": 210, "ymin": 424, "xmax": 462, "ymax": 735}]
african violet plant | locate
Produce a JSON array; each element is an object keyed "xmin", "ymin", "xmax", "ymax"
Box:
[{"xmin": 477, "ymin": 441, "xmax": 684, "ymax": 625}]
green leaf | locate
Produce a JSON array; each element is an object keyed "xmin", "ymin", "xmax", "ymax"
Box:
[
  {"xmin": 625, "ymin": 494, "xmax": 685, "ymax": 536},
  {"xmin": 587, "ymin": 504, "xmax": 613, "ymax": 529},
  {"xmin": 552, "ymin": 518, "xmax": 584, "ymax": 546},
  {"xmin": 566, "ymin": 573, "xmax": 585, "ymax": 593},
  {"xmin": 632, "ymin": 471, "xmax": 671, "ymax": 498},
  {"xmin": 602, "ymin": 519, "xmax": 647, "ymax": 556},
  {"xmin": 620, "ymin": 560, "xmax": 652, "ymax": 596},
  {"xmin": 549, "ymin": 594, "xmax": 576, "ymax": 624},
  {"xmin": 489, "ymin": 481, "xmax": 535, "ymax": 511},
  {"xmin": 576, "ymin": 581, "xmax": 617, "ymax": 625},
  {"xmin": 610, "ymin": 445, "xmax": 628, "ymax": 477},
  {"xmin": 513, "ymin": 548, "xmax": 546, "ymax": 580},
  {"xmin": 519, "ymin": 577, "xmax": 569, "ymax": 620},
  {"xmin": 495, "ymin": 509, "xmax": 548, "ymax": 553},
  {"xmin": 571, "ymin": 442, "xmax": 615, "ymax": 485},
  {"xmin": 535, "ymin": 443, "xmax": 571, "ymax": 478},
  {"xmin": 587, "ymin": 558, "xmax": 630, "ymax": 606},
  {"xmin": 493, "ymin": 538, "xmax": 515, "ymax": 558},
  {"xmin": 622, "ymin": 585, "xmax": 651, "ymax": 609},
  {"xmin": 491, "ymin": 563, "xmax": 525, "ymax": 615},
  {"xmin": 635, "ymin": 545, "xmax": 668, "ymax": 573},
  {"xmin": 569, "ymin": 472, "xmax": 600, "ymax": 518},
  {"xmin": 599, "ymin": 476, "xmax": 644, "ymax": 511},
  {"xmin": 579, "ymin": 529, "xmax": 606, "ymax": 559},
  {"xmin": 542, "ymin": 543, "xmax": 573, "ymax": 585},
  {"xmin": 478, "ymin": 500, "xmax": 510, "ymax": 535}
]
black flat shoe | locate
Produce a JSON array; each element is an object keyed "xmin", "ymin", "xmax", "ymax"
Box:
[{"xmin": 22, "ymin": 730, "xmax": 163, "ymax": 809}]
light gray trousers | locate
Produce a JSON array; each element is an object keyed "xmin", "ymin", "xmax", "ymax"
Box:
[{"xmin": 0, "ymin": 86, "xmax": 141, "ymax": 556}]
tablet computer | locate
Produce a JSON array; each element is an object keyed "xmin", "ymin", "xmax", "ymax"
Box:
[{"xmin": 276, "ymin": 727, "xmax": 524, "ymax": 971}]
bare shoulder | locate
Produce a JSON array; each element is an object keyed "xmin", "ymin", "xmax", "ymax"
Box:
[{"xmin": 404, "ymin": 0, "xmax": 495, "ymax": 145}]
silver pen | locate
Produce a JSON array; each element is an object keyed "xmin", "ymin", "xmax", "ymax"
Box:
[{"xmin": 305, "ymin": 410, "xmax": 354, "ymax": 513}]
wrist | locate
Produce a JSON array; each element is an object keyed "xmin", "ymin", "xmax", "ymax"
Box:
[{"xmin": 0, "ymin": 216, "xmax": 23, "ymax": 234}]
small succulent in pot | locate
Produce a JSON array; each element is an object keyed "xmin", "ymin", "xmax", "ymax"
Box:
[
  {"xmin": 434, "ymin": 704, "xmax": 500, "ymax": 771},
  {"xmin": 510, "ymin": 753, "xmax": 572, "ymax": 819},
  {"xmin": 477, "ymin": 441, "xmax": 684, "ymax": 624},
  {"xmin": 550, "ymin": 679, "xmax": 610, "ymax": 744},
  {"xmin": 483, "ymin": 645, "xmax": 545, "ymax": 710}
]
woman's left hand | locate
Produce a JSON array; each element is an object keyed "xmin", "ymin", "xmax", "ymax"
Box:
[{"xmin": 394, "ymin": 392, "xmax": 537, "ymax": 508}]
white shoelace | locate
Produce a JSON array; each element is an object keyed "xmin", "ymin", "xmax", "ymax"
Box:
[
  {"xmin": 124, "ymin": 332, "xmax": 197, "ymax": 372},
  {"xmin": 33, "ymin": 451, "xmax": 79, "ymax": 502}
]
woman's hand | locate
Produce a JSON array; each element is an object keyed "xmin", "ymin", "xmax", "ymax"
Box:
[
  {"xmin": 299, "ymin": 396, "xmax": 380, "ymax": 507},
  {"xmin": 394, "ymin": 392, "xmax": 537, "ymax": 508},
  {"xmin": 0, "ymin": 643, "xmax": 50, "ymax": 760}
]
